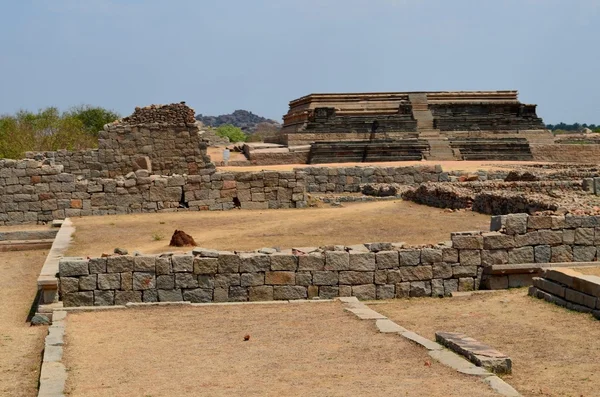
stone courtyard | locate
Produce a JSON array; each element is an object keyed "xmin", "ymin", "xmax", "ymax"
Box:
[{"xmin": 2, "ymin": 101, "xmax": 600, "ymax": 396}]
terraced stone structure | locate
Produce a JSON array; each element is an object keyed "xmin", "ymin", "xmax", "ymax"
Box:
[{"xmin": 280, "ymin": 91, "xmax": 550, "ymax": 162}]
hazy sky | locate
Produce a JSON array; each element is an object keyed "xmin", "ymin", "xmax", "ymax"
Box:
[{"xmin": 1, "ymin": 0, "xmax": 598, "ymax": 124}]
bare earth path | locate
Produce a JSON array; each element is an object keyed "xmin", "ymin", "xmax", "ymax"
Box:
[
  {"xmin": 0, "ymin": 250, "xmax": 48, "ymax": 397},
  {"xmin": 63, "ymin": 302, "xmax": 498, "ymax": 397},
  {"xmin": 67, "ymin": 200, "xmax": 490, "ymax": 257},
  {"xmin": 370, "ymin": 289, "xmax": 600, "ymax": 397}
]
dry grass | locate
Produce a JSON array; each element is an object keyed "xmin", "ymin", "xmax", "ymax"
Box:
[
  {"xmin": 370, "ymin": 289, "xmax": 600, "ymax": 397},
  {"xmin": 0, "ymin": 250, "xmax": 48, "ymax": 397},
  {"xmin": 63, "ymin": 302, "xmax": 498, "ymax": 397},
  {"xmin": 0, "ymin": 224, "xmax": 52, "ymax": 232},
  {"xmin": 66, "ymin": 200, "xmax": 490, "ymax": 257}
]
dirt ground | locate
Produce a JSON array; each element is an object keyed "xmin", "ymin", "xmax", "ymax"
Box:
[
  {"xmin": 66, "ymin": 200, "xmax": 490, "ymax": 257},
  {"xmin": 574, "ymin": 267, "xmax": 600, "ymax": 277},
  {"xmin": 215, "ymin": 157, "xmax": 551, "ymax": 173},
  {"xmin": 63, "ymin": 302, "xmax": 499, "ymax": 397},
  {"xmin": 0, "ymin": 250, "xmax": 48, "ymax": 397},
  {"xmin": 370, "ymin": 289, "xmax": 600, "ymax": 397},
  {"xmin": 0, "ymin": 224, "xmax": 52, "ymax": 232}
]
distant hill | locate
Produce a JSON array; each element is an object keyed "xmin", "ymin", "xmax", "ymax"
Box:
[{"xmin": 196, "ymin": 110, "xmax": 281, "ymax": 133}]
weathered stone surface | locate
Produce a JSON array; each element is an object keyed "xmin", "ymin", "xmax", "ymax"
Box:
[
  {"xmin": 444, "ymin": 279, "xmax": 459, "ymax": 295},
  {"xmin": 217, "ymin": 252, "xmax": 240, "ymax": 273},
  {"xmin": 534, "ymin": 245, "xmax": 551, "ymax": 263},
  {"xmin": 133, "ymin": 272, "xmax": 156, "ymax": 290},
  {"xmin": 295, "ymin": 272, "xmax": 312, "ymax": 286},
  {"xmin": 339, "ymin": 271, "xmax": 374, "ymax": 285},
  {"xmin": 158, "ymin": 289, "xmax": 183, "ymax": 302},
  {"xmin": 573, "ymin": 246, "xmax": 597, "ymax": 262},
  {"xmin": 442, "ymin": 248, "xmax": 459, "ymax": 263},
  {"xmin": 88, "ymin": 258, "xmax": 107, "ymax": 274},
  {"xmin": 452, "ymin": 235, "xmax": 483, "ymax": 250},
  {"xmin": 214, "ymin": 273, "xmax": 241, "ymax": 288},
  {"xmin": 376, "ymin": 284, "xmax": 395, "ymax": 300},
  {"xmin": 508, "ymin": 246, "xmax": 534, "ymax": 264},
  {"xmin": 458, "ymin": 278, "xmax": 475, "ymax": 291},
  {"xmin": 94, "ymin": 290, "xmax": 115, "ymax": 306},
  {"xmin": 273, "ymin": 286, "xmax": 307, "ymax": 300},
  {"xmin": 432, "ymin": 263, "xmax": 453, "ymax": 279},
  {"xmin": 565, "ymin": 288, "xmax": 597, "ymax": 309},
  {"xmin": 435, "ymin": 332, "xmax": 512, "ymax": 375},
  {"xmin": 395, "ymin": 282, "xmax": 411, "ymax": 298},
  {"xmin": 60, "ymin": 277, "xmax": 79, "ymax": 294},
  {"xmin": 421, "ymin": 248, "xmax": 443, "ymax": 264},
  {"xmin": 63, "ymin": 291, "xmax": 94, "ymax": 307},
  {"xmin": 59, "ymin": 259, "xmax": 89, "ymax": 277},
  {"xmin": 193, "ymin": 257, "xmax": 218, "ymax": 274},
  {"xmin": 481, "ymin": 250, "xmax": 508, "ymax": 266},
  {"xmin": 97, "ymin": 273, "xmax": 121, "ymax": 290},
  {"xmin": 183, "ymin": 288, "xmax": 212, "ymax": 303},
  {"xmin": 348, "ymin": 252, "xmax": 376, "ymax": 271},
  {"xmin": 133, "ymin": 256, "xmax": 156, "ymax": 272},
  {"xmin": 106, "ymin": 256, "xmax": 133, "ymax": 273},
  {"xmin": 239, "ymin": 272, "xmax": 264, "ymax": 287},
  {"xmin": 452, "ymin": 265, "xmax": 478, "ymax": 278},
  {"xmin": 352, "ymin": 284, "xmax": 376, "ymax": 300},
  {"xmin": 505, "ymin": 213, "xmax": 528, "ymax": 235},
  {"xmin": 551, "ymin": 245, "xmax": 574, "ymax": 262},
  {"xmin": 172, "ymin": 255, "xmax": 193, "ymax": 272},
  {"xmin": 431, "ymin": 278, "xmax": 445, "ymax": 297},
  {"xmin": 298, "ymin": 253, "xmax": 325, "ymax": 271},
  {"xmin": 319, "ymin": 286, "xmax": 339, "ymax": 299},
  {"xmin": 270, "ymin": 254, "xmax": 298, "ymax": 271},
  {"xmin": 410, "ymin": 281, "xmax": 431, "ymax": 297},
  {"xmin": 528, "ymin": 216, "xmax": 552, "ymax": 230},
  {"xmin": 312, "ymin": 271, "xmax": 337, "ymax": 286},
  {"xmin": 156, "ymin": 275, "xmax": 175, "ymax": 290},
  {"xmin": 155, "ymin": 257, "xmax": 172, "ymax": 275},
  {"xmin": 249, "ymin": 286, "xmax": 274, "ymax": 301},
  {"xmin": 324, "ymin": 251, "xmax": 350, "ymax": 271},
  {"xmin": 508, "ymin": 274, "xmax": 532, "ymax": 288},
  {"xmin": 575, "ymin": 228, "xmax": 595, "ymax": 245},
  {"xmin": 563, "ymin": 229, "xmax": 575, "ymax": 245},
  {"xmin": 175, "ymin": 273, "xmax": 198, "ymax": 289},
  {"xmin": 78, "ymin": 274, "xmax": 97, "ymax": 291},
  {"xmin": 375, "ymin": 251, "xmax": 399, "ymax": 269},
  {"xmin": 532, "ymin": 277, "xmax": 566, "ymax": 298},
  {"xmin": 459, "ymin": 250, "xmax": 481, "ymax": 266},
  {"xmin": 114, "ymin": 291, "xmax": 142, "ymax": 305},
  {"xmin": 213, "ymin": 288, "xmax": 229, "ymax": 302},
  {"xmin": 399, "ymin": 249, "xmax": 421, "ymax": 266},
  {"xmin": 239, "ymin": 253, "xmax": 271, "ymax": 273},
  {"xmin": 399, "ymin": 266, "xmax": 433, "ymax": 281},
  {"xmin": 265, "ymin": 271, "xmax": 296, "ymax": 285}
]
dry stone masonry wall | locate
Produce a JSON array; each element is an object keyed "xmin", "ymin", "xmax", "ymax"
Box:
[{"xmin": 57, "ymin": 213, "xmax": 600, "ymax": 306}]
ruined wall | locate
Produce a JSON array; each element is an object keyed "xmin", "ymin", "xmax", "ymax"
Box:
[
  {"xmin": 301, "ymin": 165, "xmax": 446, "ymax": 193},
  {"xmin": 531, "ymin": 144, "xmax": 600, "ymax": 163},
  {"xmin": 57, "ymin": 213, "xmax": 600, "ymax": 306},
  {"xmin": 0, "ymin": 158, "xmax": 306, "ymax": 225},
  {"xmin": 25, "ymin": 103, "xmax": 214, "ymax": 178}
]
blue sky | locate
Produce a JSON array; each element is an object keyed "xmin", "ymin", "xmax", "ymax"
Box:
[{"xmin": 0, "ymin": 0, "xmax": 598, "ymax": 124}]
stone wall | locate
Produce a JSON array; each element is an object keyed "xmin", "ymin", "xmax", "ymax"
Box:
[
  {"xmin": 531, "ymin": 144, "xmax": 600, "ymax": 163},
  {"xmin": 0, "ymin": 158, "xmax": 306, "ymax": 225},
  {"xmin": 57, "ymin": 213, "xmax": 600, "ymax": 306},
  {"xmin": 24, "ymin": 103, "xmax": 214, "ymax": 178},
  {"xmin": 300, "ymin": 165, "xmax": 446, "ymax": 193}
]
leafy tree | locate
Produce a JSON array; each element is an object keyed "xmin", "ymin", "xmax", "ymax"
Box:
[
  {"xmin": 66, "ymin": 105, "xmax": 120, "ymax": 137},
  {"xmin": 215, "ymin": 124, "xmax": 246, "ymax": 142},
  {"xmin": 0, "ymin": 107, "xmax": 97, "ymax": 159}
]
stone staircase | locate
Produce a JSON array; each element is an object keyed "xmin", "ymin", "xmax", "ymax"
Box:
[{"xmin": 408, "ymin": 93, "xmax": 457, "ymax": 160}]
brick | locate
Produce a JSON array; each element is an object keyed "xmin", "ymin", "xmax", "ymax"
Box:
[
  {"xmin": 60, "ymin": 277, "xmax": 79, "ymax": 294},
  {"xmin": 410, "ymin": 281, "xmax": 431, "ymax": 297},
  {"xmin": 442, "ymin": 248, "xmax": 459, "ymax": 263},
  {"xmin": 172, "ymin": 255, "xmax": 193, "ymax": 272},
  {"xmin": 432, "ymin": 263, "xmax": 453, "ymax": 279},
  {"xmin": 157, "ymin": 275, "xmax": 175, "ymax": 290},
  {"xmin": 298, "ymin": 253, "xmax": 325, "ymax": 271},
  {"xmin": 399, "ymin": 249, "xmax": 421, "ymax": 266},
  {"xmin": 175, "ymin": 273, "xmax": 198, "ymax": 289},
  {"xmin": 59, "ymin": 259, "xmax": 89, "ymax": 277},
  {"xmin": 481, "ymin": 250, "xmax": 508, "ymax": 266},
  {"xmin": 133, "ymin": 272, "xmax": 156, "ymax": 290},
  {"xmin": 106, "ymin": 256, "xmax": 133, "ymax": 273},
  {"xmin": 575, "ymin": 228, "xmax": 595, "ymax": 245},
  {"xmin": 482, "ymin": 232, "xmax": 516, "ymax": 249},
  {"xmin": 451, "ymin": 235, "xmax": 483, "ymax": 250},
  {"xmin": 508, "ymin": 246, "xmax": 534, "ymax": 264},
  {"xmin": 273, "ymin": 286, "xmax": 307, "ymax": 300},
  {"xmin": 88, "ymin": 258, "xmax": 107, "ymax": 274},
  {"xmin": 155, "ymin": 257, "xmax": 172, "ymax": 275},
  {"xmin": 459, "ymin": 250, "xmax": 481, "ymax": 266},
  {"xmin": 452, "ymin": 265, "xmax": 478, "ymax": 278},
  {"xmin": 193, "ymin": 257, "xmax": 218, "ymax": 274},
  {"xmin": 249, "ymin": 286, "xmax": 274, "ymax": 301},
  {"xmin": 395, "ymin": 282, "xmax": 411, "ymax": 298},
  {"xmin": 239, "ymin": 253, "xmax": 270, "ymax": 273},
  {"xmin": 94, "ymin": 290, "xmax": 114, "ymax": 306},
  {"xmin": 421, "ymin": 248, "xmax": 443, "ymax": 264},
  {"xmin": 551, "ymin": 245, "xmax": 574, "ymax": 263},
  {"xmin": 120, "ymin": 272, "xmax": 133, "ymax": 290},
  {"xmin": 573, "ymin": 246, "xmax": 597, "ymax": 262},
  {"xmin": 183, "ymin": 288, "xmax": 213, "ymax": 303},
  {"xmin": 115, "ymin": 291, "xmax": 142, "ymax": 305},
  {"xmin": 133, "ymin": 256, "xmax": 156, "ymax": 272},
  {"xmin": 399, "ymin": 265, "xmax": 432, "ymax": 281},
  {"xmin": 78, "ymin": 275, "xmax": 97, "ymax": 291},
  {"xmin": 313, "ymin": 271, "xmax": 338, "ymax": 286},
  {"xmin": 215, "ymin": 273, "xmax": 241, "ymax": 288},
  {"xmin": 97, "ymin": 273, "xmax": 121, "ymax": 290},
  {"xmin": 158, "ymin": 289, "xmax": 183, "ymax": 302},
  {"xmin": 324, "ymin": 251, "xmax": 350, "ymax": 271},
  {"xmin": 319, "ymin": 286, "xmax": 339, "ymax": 299},
  {"xmin": 63, "ymin": 291, "xmax": 94, "ymax": 307},
  {"xmin": 376, "ymin": 284, "xmax": 395, "ymax": 299},
  {"xmin": 240, "ymin": 272, "xmax": 265, "ymax": 287},
  {"xmin": 534, "ymin": 245, "xmax": 551, "ymax": 263},
  {"xmin": 217, "ymin": 252, "xmax": 241, "ymax": 273},
  {"xmin": 505, "ymin": 213, "xmax": 528, "ymax": 235},
  {"xmin": 352, "ymin": 284, "xmax": 376, "ymax": 300}
]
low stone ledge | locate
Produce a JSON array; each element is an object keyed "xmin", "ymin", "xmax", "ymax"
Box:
[{"xmin": 435, "ymin": 332, "xmax": 512, "ymax": 374}]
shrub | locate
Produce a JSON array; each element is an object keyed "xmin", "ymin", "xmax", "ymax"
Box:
[{"xmin": 215, "ymin": 124, "xmax": 247, "ymax": 143}]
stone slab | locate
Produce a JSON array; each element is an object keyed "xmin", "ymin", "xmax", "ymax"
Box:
[
  {"xmin": 436, "ymin": 332, "xmax": 512, "ymax": 374},
  {"xmin": 401, "ymin": 331, "xmax": 444, "ymax": 351},
  {"xmin": 375, "ymin": 319, "xmax": 408, "ymax": 333}
]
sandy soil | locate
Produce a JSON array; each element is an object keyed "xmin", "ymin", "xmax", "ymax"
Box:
[
  {"xmin": 63, "ymin": 302, "xmax": 498, "ymax": 397},
  {"xmin": 0, "ymin": 250, "xmax": 48, "ymax": 397},
  {"xmin": 66, "ymin": 200, "xmax": 490, "ymax": 257},
  {"xmin": 216, "ymin": 159, "xmax": 552, "ymax": 173},
  {"xmin": 0, "ymin": 224, "xmax": 53, "ymax": 232},
  {"xmin": 573, "ymin": 267, "xmax": 600, "ymax": 277},
  {"xmin": 370, "ymin": 289, "xmax": 600, "ymax": 397}
]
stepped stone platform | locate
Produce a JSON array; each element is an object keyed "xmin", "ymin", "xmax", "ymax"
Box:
[
  {"xmin": 450, "ymin": 138, "xmax": 533, "ymax": 161},
  {"xmin": 308, "ymin": 140, "xmax": 429, "ymax": 164}
]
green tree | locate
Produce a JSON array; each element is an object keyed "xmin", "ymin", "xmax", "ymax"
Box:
[
  {"xmin": 66, "ymin": 105, "xmax": 120, "ymax": 137},
  {"xmin": 0, "ymin": 107, "xmax": 97, "ymax": 159},
  {"xmin": 215, "ymin": 124, "xmax": 247, "ymax": 142}
]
